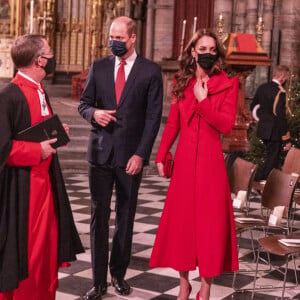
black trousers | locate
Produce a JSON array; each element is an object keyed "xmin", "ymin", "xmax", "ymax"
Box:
[
  {"xmin": 88, "ymin": 163, "xmax": 143, "ymax": 286},
  {"xmin": 255, "ymin": 140, "xmax": 282, "ymax": 181}
]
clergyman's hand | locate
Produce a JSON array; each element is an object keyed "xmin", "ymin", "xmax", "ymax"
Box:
[
  {"xmin": 40, "ymin": 138, "xmax": 57, "ymax": 160},
  {"xmin": 126, "ymin": 155, "xmax": 143, "ymax": 175},
  {"xmin": 93, "ymin": 109, "xmax": 117, "ymax": 127}
]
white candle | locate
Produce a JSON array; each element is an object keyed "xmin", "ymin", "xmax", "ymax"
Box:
[
  {"xmin": 193, "ymin": 17, "xmax": 197, "ymax": 35},
  {"xmin": 258, "ymin": 16, "xmax": 263, "ymax": 23},
  {"xmin": 30, "ymin": 0, "xmax": 34, "ymax": 34},
  {"xmin": 219, "ymin": 14, "xmax": 223, "ymax": 20},
  {"xmin": 181, "ymin": 19, "xmax": 186, "ymax": 40}
]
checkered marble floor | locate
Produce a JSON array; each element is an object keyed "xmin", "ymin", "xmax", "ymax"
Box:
[{"xmin": 56, "ymin": 173, "xmax": 300, "ymax": 300}]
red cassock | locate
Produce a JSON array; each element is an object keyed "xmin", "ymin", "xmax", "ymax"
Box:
[
  {"xmin": 149, "ymin": 72, "xmax": 239, "ymax": 277},
  {"xmin": 0, "ymin": 74, "xmax": 58, "ymax": 300}
]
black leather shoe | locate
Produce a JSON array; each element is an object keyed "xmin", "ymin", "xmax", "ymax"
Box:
[
  {"xmin": 111, "ymin": 277, "xmax": 131, "ymax": 295},
  {"xmin": 83, "ymin": 284, "xmax": 107, "ymax": 300}
]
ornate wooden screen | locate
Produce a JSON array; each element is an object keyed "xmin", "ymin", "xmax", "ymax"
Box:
[
  {"xmin": 55, "ymin": 0, "xmax": 94, "ymax": 72},
  {"xmin": 54, "ymin": 0, "xmax": 125, "ymax": 73}
]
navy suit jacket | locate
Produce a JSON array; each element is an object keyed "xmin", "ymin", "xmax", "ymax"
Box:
[
  {"xmin": 251, "ymin": 81, "xmax": 288, "ymax": 141},
  {"xmin": 78, "ymin": 55, "xmax": 163, "ymax": 167}
]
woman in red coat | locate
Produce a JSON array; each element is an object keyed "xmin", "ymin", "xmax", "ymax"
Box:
[{"xmin": 149, "ymin": 29, "xmax": 239, "ymax": 300}]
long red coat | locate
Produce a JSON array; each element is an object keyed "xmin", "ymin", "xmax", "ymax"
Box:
[{"xmin": 149, "ymin": 71, "xmax": 239, "ymax": 277}]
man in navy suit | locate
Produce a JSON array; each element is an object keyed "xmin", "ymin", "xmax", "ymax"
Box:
[
  {"xmin": 251, "ymin": 65, "xmax": 291, "ymax": 181},
  {"xmin": 78, "ymin": 16, "xmax": 163, "ymax": 300}
]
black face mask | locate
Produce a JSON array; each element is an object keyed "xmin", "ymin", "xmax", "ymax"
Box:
[
  {"xmin": 197, "ymin": 53, "xmax": 218, "ymax": 70},
  {"xmin": 109, "ymin": 40, "xmax": 128, "ymax": 57},
  {"xmin": 41, "ymin": 56, "xmax": 56, "ymax": 75}
]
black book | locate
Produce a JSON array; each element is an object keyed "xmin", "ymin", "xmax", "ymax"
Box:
[{"xmin": 16, "ymin": 114, "xmax": 70, "ymax": 149}]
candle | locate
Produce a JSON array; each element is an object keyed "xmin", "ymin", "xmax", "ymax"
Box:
[
  {"xmin": 219, "ymin": 14, "xmax": 223, "ymax": 20},
  {"xmin": 181, "ymin": 19, "xmax": 186, "ymax": 40},
  {"xmin": 193, "ymin": 17, "xmax": 197, "ymax": 35},
  {"xmin": 258, "ymin": 16, "xmax": 263, "ymax": 23},
  {"xmin": 30, "ymin": 0, "xmax": 34, "ymax": 33}
]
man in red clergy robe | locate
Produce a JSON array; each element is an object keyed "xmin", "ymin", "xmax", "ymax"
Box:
[{"xmin": 0, "ymin": 34, "xmax": 84, "ymax": 300}]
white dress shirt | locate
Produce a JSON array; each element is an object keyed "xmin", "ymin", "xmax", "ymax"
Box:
[{"xmin": 114, "ymin": 50, "xmax": 137, "ymax": 82}]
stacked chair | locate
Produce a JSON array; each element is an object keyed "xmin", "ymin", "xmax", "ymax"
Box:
[
  {"xmin": 232, "ymin": 169, "xmax": 299, "ymax": 292},
  {"xmin": 228, "ymin": 148, "xmax": 300, "ymax": 299}
]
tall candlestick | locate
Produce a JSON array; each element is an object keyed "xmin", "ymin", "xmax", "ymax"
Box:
[
  {"xmin": 193, "ymin": 17, "xmax": 197, "ymax": 35},
  {"xmin": 256, "ymin": 15, "xmax": 264, "ymax": 44},
  {"xmin": 216, "ymin": 13, "xmax": 224, "ymax": 39},
  {"xmin": 29, "ymin": 0, "xmax": 34, "ymax": 34},
  {"xmin": 181, "ymin": 19, "xmax": 186, "ymax": 40}
]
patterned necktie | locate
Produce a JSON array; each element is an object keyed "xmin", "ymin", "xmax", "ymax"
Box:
[{"xmin": 115, "ymin": 59, "xmax": 126, "ymax": 104}]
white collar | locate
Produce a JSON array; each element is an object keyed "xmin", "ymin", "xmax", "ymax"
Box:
[
  {"xmin": 272, "ymin": 79, "xmax": 280, "ymax": 85},
  {"xmin": 18, "ymin": 71, "xmax": 40, "ymax": 87},
  {"xmin": 116, "ymin": 50, "xmax": 137, "ymax": 65}
]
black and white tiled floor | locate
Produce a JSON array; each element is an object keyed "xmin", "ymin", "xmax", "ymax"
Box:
[{"xmin": 57, "ymin": 173, "xmax": 300, "ymax": 299}]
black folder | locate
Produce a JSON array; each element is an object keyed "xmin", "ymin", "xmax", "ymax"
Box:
[{"xmin": 16, "ymin": 114, "xmax": 70, "ymax": 148}]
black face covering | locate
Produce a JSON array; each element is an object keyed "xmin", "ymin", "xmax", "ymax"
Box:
[
  {"xmin": 109, "ymin": 40, "xmax": 128, "ymax": 57},
  {"xmin": 197, "ymin": 53, "xmax": 218, "ymax": 70},
  {"xmin": 42, "ymin": 56, "xmax": 56, "ymax": 75}
]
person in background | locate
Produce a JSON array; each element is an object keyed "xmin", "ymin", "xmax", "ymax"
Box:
[
  {"xmin": 251, "ymin": 65, "xmax": 291, "ymax": 181},
  {"xmin": 0, "ymin": 34, "xmax": 83, "ymax": 300},
  {"xmin": 78, "ymin": 16, "xmax": 163, "ymax": 300},
  {"xmin": 149, "ymin": 29, "xmax": 239, "ymax": 300}
]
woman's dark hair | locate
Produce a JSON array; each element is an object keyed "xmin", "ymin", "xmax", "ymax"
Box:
[
  {"xmin": 173, "ymin": 29, "xmax": 226, "ymax": 100},
  {"xmin": 11, "ymin": 34, "xmax": 45, "ymax": 69}
]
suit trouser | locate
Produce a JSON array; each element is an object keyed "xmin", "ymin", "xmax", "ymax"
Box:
[
  {"xmin": 88, "ymin": 163, "xmax": 143, "ymax": 286},
  {"xmin": 255, "ymin": 140, "xmax": 282, "ymax": 181}
]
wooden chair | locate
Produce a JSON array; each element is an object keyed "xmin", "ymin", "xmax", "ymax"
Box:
[
  {"xmin": 282, "ymin": 147, "xmax": 300, "ymax": 224},
  {"xmin": 232, "ymin": 170, "xmax": 299, "ymax": 291},
  {"xmin": 252, "ymin": 233, "xmax": 300, "ymax": 300},
  {"xmin": 282, "ymin": 147, "xmax": 300, "ymax": 175},
  {"xmin": 252, "ymin": 147, "xmax": 300, "ymax": 194},
  {"xmin": 227, "ymin": 157, "xmax": 257, "ymax": 214}
]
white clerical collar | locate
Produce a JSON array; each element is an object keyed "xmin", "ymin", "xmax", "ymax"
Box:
[
  {"xmin": 272, "ymin": 79, "xmax": 280, "ymax": 85},
  {"xmin": 116, "ymin": 50, "xmax": 137, "ymax": 65},
  {"xmin": 18, "ymin": 71, "xmax": 40, "ymax": 87},
  {"xmin": 18, "ymin": 71, "xmax": 49, "ymax": 116}
]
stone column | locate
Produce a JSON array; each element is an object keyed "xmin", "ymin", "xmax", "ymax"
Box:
[
  {"xmin": 244, "ymin": 0, "xmax": 258, "ymax": 99},
  {"xmin": 270, "ymin": 0, "xmax": 281, "ymax": 76},
  {"xmin": 233, "ymin": 0, "xmax": 246, "ymax": 32},
  {"xmin": 214, "ymin": 0, "xmax": 232, "ymax": 33},
  {"xmin": 145, "ymin": 0, "xmax": 155, "ymax": 60},
  {"xmin": 261, "ymin": 0, "xmax": 274, "ymax": 54},
  {"xmin": 279, "ymin": 0, "xmax": 299, "ymax": 74},
  {"xmin": 124, "ymin": 0, "xmax": 131, "ymax": 16},
  {"xmin": 153, "ymin": 0, "xmax": 174, "ymax": 62},
  {"xmin": 245, "ymin": 0, "xmax": 257, "ymax": 34},
  {"xmin": 256, "ymin": 0, "xmax": 275, "ymax": 86}
]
